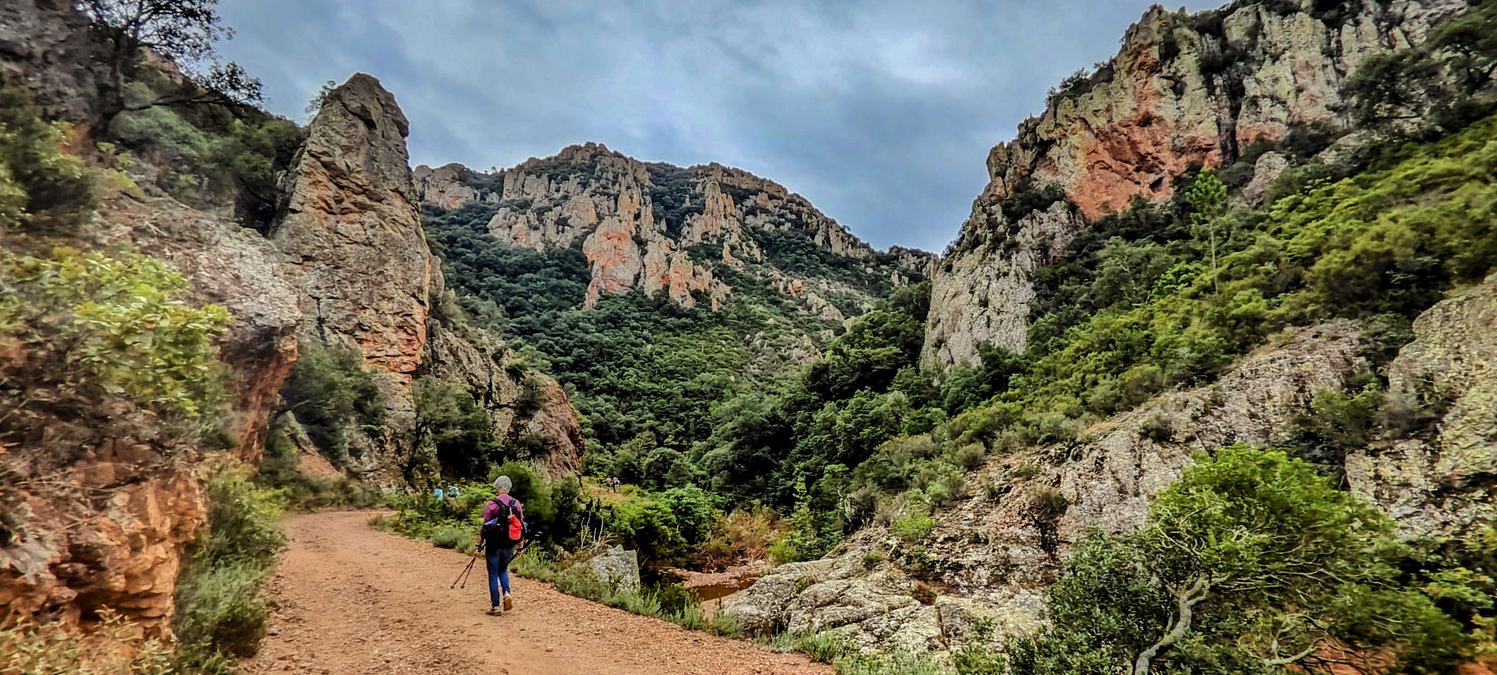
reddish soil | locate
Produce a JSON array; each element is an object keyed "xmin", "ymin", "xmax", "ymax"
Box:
[{"xmin": 246, "ymin": 511, "xmax": 828, "ymax": 675}]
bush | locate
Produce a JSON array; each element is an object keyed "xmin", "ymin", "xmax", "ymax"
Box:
[
  {"xmin": 953, "ymin": 443, "xmax": 987, "ymax": 471},
  {"xmin": 429, "ymin": 524, "xmax": 472, "ymax": 552},
  {"xmin": 1, "ymin": 248, "xmax": 232, "ymax": 430},
  {"xmin": 174, "ymin": 561, "xmax": 271, "ymax": 659},
  {"xmin": 256, "ymin": 420, "xmax": 384, "ymax": 509},
  {"xmin": 609, "ymin": 497, "xmax": 688, "ymax": 572},
  {"xmin": 699, "ymin": 507, "xmax": 783, "ymax": 568},
  {"xmin": 279, "ymin": 344, "xmax": 385, "ymax": 468},
  {"xmin": 891, "ymin": 511, "xmax": 936, "ymax": 544},
  {"xmin": 659, "ymin": 485, "xmax": 720, "ymax": 546},
  {"xmin": 415, "ymin": 376, "xmax": 496, "ymax": 478},
  {"xmin": 0, "ymin": 86, "xmax": 97, "ymax": 233},
  {"xmin": 199, "ymin": 469, "xmax": 287, "ymax": 569},
  {"xmin": 174, "ymin": 465, "xmax": 287, "ymax": 665},
  {"xmin": 1009, "ymin": 446, "xmax": 1469, "ymax": 673},
  {"xmin": 0, "ymin": 610, "xmax": 179, "ymax": 674}
]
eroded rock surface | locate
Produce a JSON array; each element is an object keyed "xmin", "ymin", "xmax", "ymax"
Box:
[
  {"xmin": 924, "ymin": 0, "xmax": 1464, "ymax": 369},
  {"xmin": 413, "ymin": 144, "xmax": 933, "ymax": 316},
  {"xmin": 274, "ymin": 74, "xmax": 582, "ymax": 483},
  {"xmin": 1347, "ymin": 273, "xmax": 1497, "ymax": 537}
]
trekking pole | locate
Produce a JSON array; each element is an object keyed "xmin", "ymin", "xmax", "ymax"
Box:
[{"xmin": 451, "ymin": 554, "xmax": 478, "ymax": 589}]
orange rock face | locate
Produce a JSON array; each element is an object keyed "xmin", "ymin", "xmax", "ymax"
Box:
[{"xmin": 925, "ymin": 0, "xmax": 1463, "ymax": 370}]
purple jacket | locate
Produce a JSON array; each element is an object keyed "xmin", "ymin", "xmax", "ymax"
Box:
[{"xmin": 482, "ymin": 494, "xmax": 524, "ymax": 528}]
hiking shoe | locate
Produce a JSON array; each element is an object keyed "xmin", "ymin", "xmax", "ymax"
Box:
[
  {"xmin": 487, "ymin": 605, "xmax": 503, "ymax": 616},
  {"xmin": 503, "ymin": 594, "xmax": 514, "ymax": 612}
]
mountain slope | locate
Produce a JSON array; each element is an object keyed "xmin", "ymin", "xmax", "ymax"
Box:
[
  {"xmin": 923, "ymin": 0, "xmax": 1466, "ymax": 368},
  {"xmin": 416, "ymin": 147, "xmax": 934, "ymax": 449},
  {"xmin": 721, "ymin": 0, "xmax": 1497, "ymax": 665}
]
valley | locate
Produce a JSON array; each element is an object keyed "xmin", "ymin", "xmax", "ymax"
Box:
[{"xmin": 1, "ymin": 0, "xmax": 1495, "ymax": 673}]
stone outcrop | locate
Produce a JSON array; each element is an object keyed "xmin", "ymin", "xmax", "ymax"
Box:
[
  {"xmin": 272, "ymin": 74, "xmax": 581, "ymax": 483},
  {"xmin": 923, "ymin": 0, "xmax": 1465, "ymax": 369},
  {"xmin": 412, "ymin": 163, "xmax": 497, "ymax": 211},
  {"xmin": 923, "ymin": 201, "xmax": 1083, "ymax": 365},
  {"xmin": 1, "ymin": 184, "xmax": 302, "ymax": 634},
  {"xmin": 1347, "ymin": 273, "xmax": 1497, "ymax": 537},
  {"xmin": 104, "ymin": 194, "xmax": 303, "ymax": 464},
  {"xmin": 728, "ymin": 322, "xmax": 1368, "ymax": 651},
  {"xmin": 412, "ymin": 145, "xmax": 932, "ymax": 314},
  {"xmin": 0, "ymin": 0, "xmax": 102, "ymax": 122},
  {"xmin": 274, "ymin": 73, "xmax": 431, "ymax": 387}
]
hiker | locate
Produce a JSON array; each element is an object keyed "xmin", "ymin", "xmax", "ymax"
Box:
[
  {"xmin": 433, "ymin": 486, "xmax": 445, "ymax": 501},
  {"xmin": 476, "ymin": 475, "xmax": 526, "ymax": 616},
  {"xmin": 448, "ymin": 483, "xmax": 461, "ymax": 499}
]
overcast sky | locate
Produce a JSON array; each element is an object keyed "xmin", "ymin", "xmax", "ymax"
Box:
[{"xmin": 218, "ymin": 0, "xmax": 1218, "ymax": 252}]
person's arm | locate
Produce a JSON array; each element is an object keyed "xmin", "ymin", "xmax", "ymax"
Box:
[{"xmin": 475, "ymin": 500, "xmax": 495, "ymax": 552}]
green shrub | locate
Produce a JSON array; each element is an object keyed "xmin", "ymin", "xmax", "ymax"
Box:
[
  {"xmin": 953, "ymin": 443, "xmax": 987, "ymax": 471},
  {"xmin": 429, "ymin": 524, "xmax": 472, "ymax": 552},
  {"xmin": 659, "ymin": 485, "xmax": 720, "ymax": 546},
  {"xmin": 1, "ymin": 247, "xmax": 232, "ymax": 429},
  {"xmin": 174, "ymin": 561, "xmax": 271, "ymax": 659},
  {"xmin": 609, "ymin": 497, "xmax": 688, "ymax": 572},
  {"xmin": 0, "ymin": 610, "xmax": 179, "ymax": 675},
  {"xmin": 199, "ymin": 470, "xmax": 287, "ymax": 569},
  {"xmin": 0, "ymin": 86, "xmax": 97, "ymax": 232},
  {"xmin": 891, "ymin": 511, "xmax": 936, "ymax": 544},
  {"xmin": 835, "ymin": 649, "xmax": 952, "ymax": 675},
  {"xmin": 1008, "ymin": 446, "xmax": 1469, "ymax": 674},
  {"xmin": 415, "ymin": 375, "xmax": 496, "ymax": 478},
  {"xmin": 256, "ymin": 421, "xmax": 384, "ymax": 509},
  {"xmin": 792, "ymin": 632, "xmax": 853, "ymax": 664},
  {"xmin": 279, "ymin": 344, "xmax": 385, "ymax": 468},
  {"xmin": 174, "ymin": 465, "xmax": 287, "ymax": 666}
]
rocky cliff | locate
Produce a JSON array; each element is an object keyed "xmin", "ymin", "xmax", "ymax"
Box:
[
  {"xmin": 730, "ymin": 267, "xmax": 1497, "ymax": 652},
  {"xmin": 414, "ymin": 145, "xmax": 932, "ymax": 315},
  {"xmin": 1347, "ymin": 272, "xmax": 1497, "ymax": 537},
  {"xmin": 273, "ymin": 74, "xmax": 582, "ymax": 482},
  {"xmin": 0, "ymin": 63, "xmax": 582, "ymax": 636},
  {"xmin": 923, "ymin": 0, "xmax": 1466, "ymax": 369}
]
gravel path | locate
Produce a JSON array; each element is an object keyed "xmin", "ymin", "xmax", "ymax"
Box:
[{"xmin": 246, "ymin": 510, "xmax": 828, "ymax": 675}]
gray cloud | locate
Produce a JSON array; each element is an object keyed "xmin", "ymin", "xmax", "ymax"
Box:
[{"xmin": 219, "ymin": 0, "xmax": 1220, "ymax": 251}]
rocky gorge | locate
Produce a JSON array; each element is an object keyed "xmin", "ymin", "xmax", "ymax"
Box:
[{"xmin": 1, "ymin": 0, "xmax": 1494, "ymax": 670}]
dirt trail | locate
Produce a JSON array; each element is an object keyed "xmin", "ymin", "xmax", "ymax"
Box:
[{"xmin": 247, "ymin": 511, "xmax": 828, "ymax": 675}]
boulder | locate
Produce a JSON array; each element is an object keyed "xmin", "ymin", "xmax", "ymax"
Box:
[{"xmin": 584, "ymin": 546, "xmax": 641, "ymax": 594}]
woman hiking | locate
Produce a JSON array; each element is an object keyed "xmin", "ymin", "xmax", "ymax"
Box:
[{"xmin": 475, "ymin": 475, "xmax": 526, "ymax": 616}]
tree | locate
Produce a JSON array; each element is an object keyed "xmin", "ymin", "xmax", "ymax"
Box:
[
  {"xmin": 1346, "ymin": 1, "xmax": 1496, "ymax": 130},
  {"xmin": 1427, "ymin": 0, "xmax": 1497, "ymax": 97},
  {"xmin": 1008, "ymin": 446, "xmax": 1467, "ymax": 674},
  {"xmin": 304, "ymin": 80, "xmax": 337, "ymax": 116},
  {"xmin": 1345, "ymin": 50, "xmax": 1443, "ymax": 128},
  {"xmin": 413, "ymin": 376, "xmax": 495, "ymax": 478},
  {"xmin": 77, "ymin": 0, "xmax": 262, "ymax": 122},
  {"xmin": 1183, "ymin": 171, "xmax": 1228, "ymax": 292}
]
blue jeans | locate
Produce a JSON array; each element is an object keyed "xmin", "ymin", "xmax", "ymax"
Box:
[{"xmin": 485, "ymin": 544, "xmax": 515, "ymax": 607}]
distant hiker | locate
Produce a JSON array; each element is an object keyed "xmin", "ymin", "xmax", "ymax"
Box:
[
  {"xmin": 433, "ymin": 486, "xmax": 445, "ymax": 501},
  {"xmin": 477, "ymin": 475, "xmax": 526, "ymax": 616},
  {"xmin": 448, "ymin": 483, "xmax": 461, "ymax": 499},
  {"xmin": 609, "ymin": 476, "xmax": 620, "ymax": 492}
]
